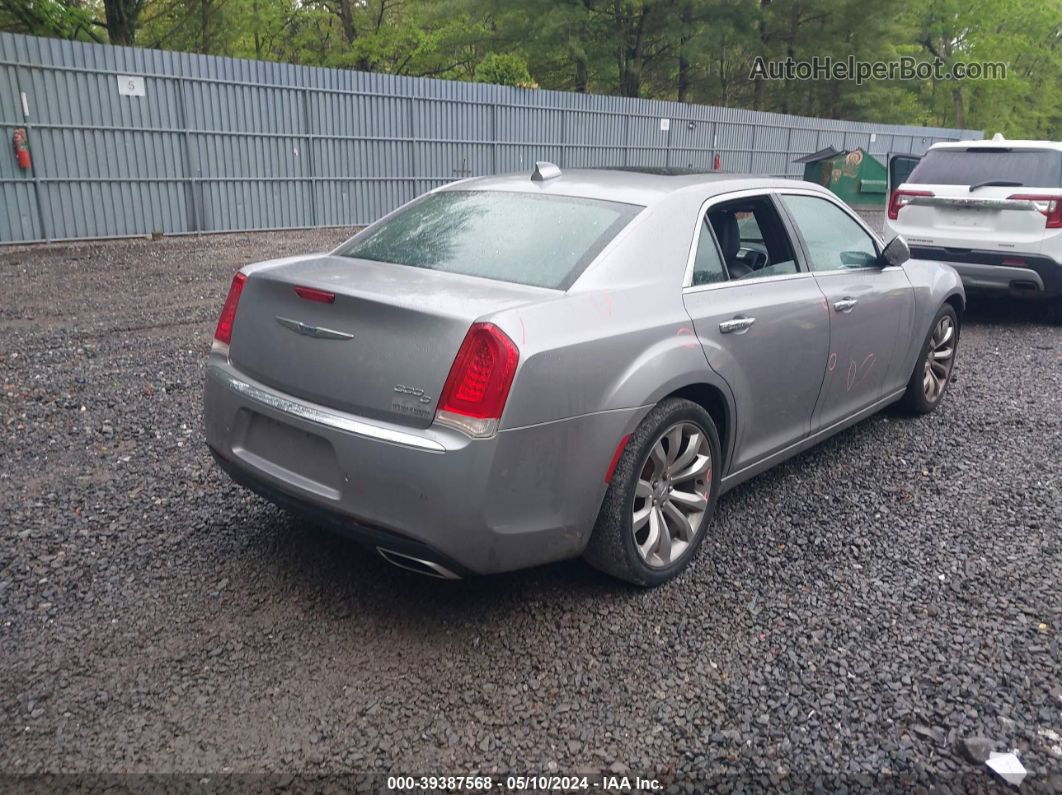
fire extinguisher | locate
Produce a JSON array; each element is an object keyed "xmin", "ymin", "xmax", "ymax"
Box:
[
  {"xmin": 713, "ymin": 152, "xmax": 722, "ymax": 171},
  {"xmin": 12, "ymin": 127, "xmax": 31, "ymax": 170}
]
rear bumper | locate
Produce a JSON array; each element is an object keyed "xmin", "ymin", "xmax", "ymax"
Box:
[
  {"xmin": 204, "ymin": 358, "xmax": 643, "ymax": 575},
  {"xmin": 910, "ymin": 247, "xmax": 1062, "ymax": 296},
  {"xmin": 210, "ymin": 448, "xmax": 471, "ymax": 577}
]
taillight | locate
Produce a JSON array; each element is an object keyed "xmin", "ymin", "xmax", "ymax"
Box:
[
  {"xmin": 213, "ymin": 272, "xmax": 247, "ymax": 346},
  {"xmin": 435, "ymin": 323, "xmax": 519, "ymax": 438},
  {"xmin": 887, "ymin": 189, "xmax": 934, "ymax": 220},
  {"xmin": 1008, "ymin": 194, "xmax": 1062, "ymax": 228}
]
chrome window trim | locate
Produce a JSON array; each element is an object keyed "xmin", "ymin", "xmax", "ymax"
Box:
[
  {"xmin": 682, "ymin": 187, "xmax": 815, "ymax": 290},
  {"xmin": 683, "ymin": 270, "xmax": 815, "ymax": 294},
  {"xmin": 811, "ymin": 265, "xmax": 904, "ymax": 277},
  {"xmin": 210, "ymin": 364, "xmax": 446, "ymax": 453}
]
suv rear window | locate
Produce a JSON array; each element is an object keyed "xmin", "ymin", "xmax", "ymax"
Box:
[
  {"xmin": 337, "ymin": 190, "xmax": 642, "ymax": 289},
  {"xmin": 907, "ymin": 148, "xmax": 1062, "ymax": 188}
]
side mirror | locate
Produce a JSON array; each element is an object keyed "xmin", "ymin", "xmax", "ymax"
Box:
[{"xmin": 880, "ymin": 235, "xmax": 910, "ymax": 267}]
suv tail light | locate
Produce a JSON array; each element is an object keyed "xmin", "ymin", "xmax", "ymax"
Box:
[
  {"xmin": 435, "ymin": 323, "xmax": 519, "ymax": 438},
  {"xmin": 1008, "ymin": 194, "xmax": 1062, "ymax": 228},
  {"xmin": 887, "ymin": 189, "xmax": 934, "ymax": 220},
  {"xmin": 213, "ymin": 272, "xmax": 247, "ymax": 347}
]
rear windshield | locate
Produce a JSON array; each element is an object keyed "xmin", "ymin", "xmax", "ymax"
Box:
[
  {"xmin": 907, "ymin": 148, "xmax": 1062, "ymax": 188},
  {"xmin": 337, "ymin": 190, "xmax": 643, "ymax": 290}
]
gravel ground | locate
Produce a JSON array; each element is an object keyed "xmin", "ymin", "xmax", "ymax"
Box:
[{"xmin": 1, "ymin": 229, "xmax": 1060, "ymax": 791}]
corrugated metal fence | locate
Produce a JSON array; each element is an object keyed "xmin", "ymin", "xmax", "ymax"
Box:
[{"xmin": 0, "ymin": 32, "xmax": 981, "ymax": 244}]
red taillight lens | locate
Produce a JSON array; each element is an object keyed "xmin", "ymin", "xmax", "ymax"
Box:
[
  {"xmin": 887, "ymin": 189, "xmax": 934, "ymax": 220},
  {"xmin": 294, "ymin": 285, "xmax": 336, "ymax": 303},
  {"xmin": 213, "ymin": 272, "xmax": 247, "ymax": 345},
  {"xmin": 435, "ymin": 323, "xmax": 519, "ymax": 438},
  {"xmin": 1008, "ymin": 194, "xmax": 1062, "ymax": 228}
]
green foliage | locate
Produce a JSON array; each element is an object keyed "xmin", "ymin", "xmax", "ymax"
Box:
[
  {"xmin": 2, "ymin": 0, "xmax": 1059, "ymax": 137},
  {"xmin": 474, "ymin": 52, "xmax": 533, "ymax": 86},
  {"xmin": 0, "ymin": 0, "xmax": 101, "ymax": 40}
]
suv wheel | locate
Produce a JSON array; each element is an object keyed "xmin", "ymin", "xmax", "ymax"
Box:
[{"xmin": 583, "ymin": 398, "xmax": 721, "ymax": 587}]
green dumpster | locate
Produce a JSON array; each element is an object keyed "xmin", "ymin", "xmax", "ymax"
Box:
[{"xmin": 793, "ymin": 146, "xmax": 888, "ymax": 211}]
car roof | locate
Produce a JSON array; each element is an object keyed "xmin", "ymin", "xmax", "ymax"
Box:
[
  {"xmin": 929, "ymin": 139, "xmax": 1062, "ymax": 152},
  {"xmin": 440, "ymin": 168, "xmax": 811, "ymax": 207}
]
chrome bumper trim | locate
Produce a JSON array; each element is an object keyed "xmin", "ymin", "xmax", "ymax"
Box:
[{"xmin": 211, "ymin": 365, "xmax": 446, "ymax": 453}]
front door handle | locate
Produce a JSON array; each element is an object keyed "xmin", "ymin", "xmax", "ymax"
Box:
[
  {"xmin": 719, "ymin": 316, "xmax": 756, "ymax": 334},
  {"xmin": 833, "ymin": 298, "xmax": 858, "ymax": 312}
]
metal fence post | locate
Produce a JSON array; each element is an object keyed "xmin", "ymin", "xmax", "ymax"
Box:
[
  {"xmin": 301, "ymin": 86, "xmax": 318, "ymax": 227},
  {"xmin": 709, "ymin": 121, "xmax": 716, "ymax": 170},
  {"xmin": 176, "ymin": 77, "xmax": 200, "ymax": 234},
  {"xmin": 665, "ymin": 115, "xmax": 672, "ymax": 168},
  {"xmin": 559, "ymin": 109, "xmax": 567, "ymax": 168},
  {"xmin": 624, "ymin": 115, "xmax": 630, "ymax": 167},
  {"xmin": 491, "ymin": 102, "xmax": 498, "ymax": 175},
  {"xmin": 408, "ymin": 96, "xmax": 419, "ymax": 200}
]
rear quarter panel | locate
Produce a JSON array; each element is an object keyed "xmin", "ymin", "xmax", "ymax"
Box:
[{"xmin": 899, "ymin": 258, "xmax": 966, "ymax": 371}]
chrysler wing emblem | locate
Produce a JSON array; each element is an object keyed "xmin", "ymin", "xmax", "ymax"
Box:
[{"xmin": 275, "ymin": 316, "xmax": 354, "ymax": 340}]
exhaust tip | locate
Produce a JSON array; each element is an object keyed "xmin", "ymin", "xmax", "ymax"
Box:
[
  {"xmin": 376, "ymin": 547, "xmax": 461, "ymax": 580},
  {"xmin": 1009, "ymin": 280, "xmax": 1040, "ymax": 292}
]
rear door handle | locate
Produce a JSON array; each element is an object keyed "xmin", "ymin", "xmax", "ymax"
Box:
[
  {"xmin": 719, "ymin": 316, "xmax": 756, "ymax": 334},
  {"xmin": 833, "ymin": 298, "xmax": 858, "ymax": 312}
]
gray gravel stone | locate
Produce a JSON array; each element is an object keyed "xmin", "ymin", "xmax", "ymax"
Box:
[{"xmin": 957, "ymin": 735, "xmax": 996, "ymax": 765}]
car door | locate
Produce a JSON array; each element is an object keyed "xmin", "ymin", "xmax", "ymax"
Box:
[
  {"xmin": 778, "ymin": 191, "xmax": 916, "ymax": 431},
  {"xmin": 682, "ymin": 191, "xmax": 830, "ymax": 474},
  {"xmin": 887, "ymin": 153, "xmax": 922, "ymax": 198},
  {"xmin": 884, "ymin": 152, "xmax": 922, "ymax": 237}
]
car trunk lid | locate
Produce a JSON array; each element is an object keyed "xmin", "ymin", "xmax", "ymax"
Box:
[{"xmin": 228, "ymin": 255, "xmax": 553, "ymax": 427}]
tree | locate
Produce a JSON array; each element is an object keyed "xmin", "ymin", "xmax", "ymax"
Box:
[
  {"xmin": 475, "ymin": 52, "xmax": 534, "ymax": 85},
  {"xmin": 103, "ymin": 0, "xmax": 145, "ymax": 44},
  {"xmin": 0, "ymin": 0, "xmax": 100, "ymax": 40}
]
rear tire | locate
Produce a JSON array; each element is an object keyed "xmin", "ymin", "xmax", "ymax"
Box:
[
  {"xmin": 897, "ymin": 304, "xmax": 959, "ymax": 415},
  {"xmin": 583, "ymin": 398, "xmax": 721, "ymax": 587}
]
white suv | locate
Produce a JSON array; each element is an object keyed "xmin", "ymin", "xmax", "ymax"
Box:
[{"xmin": 883, "ymin": 137, "xmax": 1062, "ymax": 303}]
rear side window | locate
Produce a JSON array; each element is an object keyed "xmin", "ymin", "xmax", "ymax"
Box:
[
  {"xmin": 706, "ymin": 196, "xmax": 799, "ymax": 280},
  {"xmin": 337, "ymin": 190, "xmax": 642, "ymax": 290},
  {"xmin": 690, "ymin": 219, "xmax": 728, "ymax": 285},
  {"xmin": 907, "ymin": 149, "xmax": 1062, "ymax": 188}
]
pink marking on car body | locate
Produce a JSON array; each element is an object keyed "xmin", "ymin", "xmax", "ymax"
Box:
[{"xmin": 676, "ymin": 327, "xmax": 699, "ymax": 349}]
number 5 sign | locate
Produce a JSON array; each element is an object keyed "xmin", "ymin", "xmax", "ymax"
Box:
[{"xmin": 116, "ymin": 75, "xmax": 146, "ymax": 97}]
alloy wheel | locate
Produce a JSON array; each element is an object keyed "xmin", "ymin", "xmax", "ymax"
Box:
[
  {"xmin": 923, "ymin": 314, "xmax": 956, "ymax": 402},
  {"xmin": 632, "ymin": 421, "xmax": 712, "ymax": 568}
]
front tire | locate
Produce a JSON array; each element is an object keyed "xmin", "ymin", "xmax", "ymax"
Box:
[
  {"xmin": 898, "ymin": 304, "xmax": 959, "ymax": 415},
  {"xmin": 583, "ymin": 398, "xmax": 721, "ymax": 587}
]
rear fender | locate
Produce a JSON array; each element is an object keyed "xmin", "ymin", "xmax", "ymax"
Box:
[
  {"xmin": 600, "ymin": 334, "xmax": 737, "ymax": 477},
  {"xmin": 901, "ymin": 259, "xmax": 966, "ymax": 371}
]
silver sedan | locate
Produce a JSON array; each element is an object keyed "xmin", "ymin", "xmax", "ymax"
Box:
[{"xmin": 204, "ymin": 166, "xmax": 963, "ymax": 585}]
